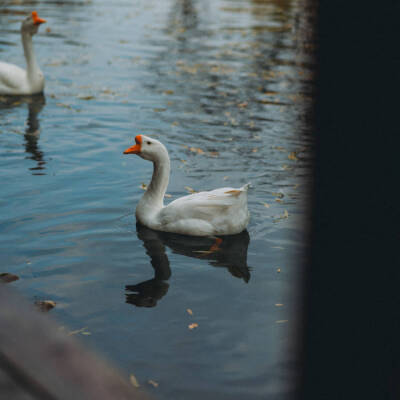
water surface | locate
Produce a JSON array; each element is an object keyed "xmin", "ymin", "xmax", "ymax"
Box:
[{"xmin": 0, "ymin": 0, "xmax": 314, "ymax": 398}]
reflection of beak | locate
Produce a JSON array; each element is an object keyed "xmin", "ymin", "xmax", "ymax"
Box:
[
  {"xmin": 32, "ymin": 11, "xmax": 46, "ymax": 26},
  {"xmin": 123, "ymin": 144, "xmax": 141, "ymax": 154}
]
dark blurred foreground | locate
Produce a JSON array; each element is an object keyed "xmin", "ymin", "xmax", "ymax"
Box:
[
  {"xmin": 0, "ymin": 287, "xmax": 151, "ymax": 400},
  {"xmin": 298, "ymin": 1, "xmax": 400, "ymax": 399}
]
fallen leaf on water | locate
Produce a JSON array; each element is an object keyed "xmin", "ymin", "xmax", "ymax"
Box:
[
  {"xmin": 275, "ymin": 303, "xmax": 284, "ymax": 307},
  {"xmin": 208, "ymin": 151, "xmax": 219, "ymax": 157},
  {"xmin": 45, "ymin": 27, "xmax": 51, "ymax": 33},
  {"xmin": 189, "ymin": 147, "xmax": 204, "ymax": 155},
  {"xmin": 140, "ymin": 183, "xmax": 147, "ymax": 190},
  {"xmin": 185, "ymin": 186, "xmax": 196, "ymax": 193},
  {"xmin": 187, "ymin": 308, "xmax": 193, "ymax": 315},
  {"xmin": 275, "ymin": 198, "xmax": 283, "ymax": 203},
  {"xmin": 81, "ymin": 331, "xmax": 92, "ymax": 335},
  {"xmin": 130, "ymin": 374, "xmax": 140, "ymax": 388},
  {"xmin": 277, "ymin": 268, "xmax": 281, "ymax": 273},
  {"xmin": 271, "ymin": 192, "xmax": 284, "ymax": 198},
  {"xmin": 153, "ymin": 108, "xmax": 166, "ymax": 112},
  {"xmin": 163, "ymin": 90, "xmax": 174, "ymax": 95},
  {"xmin": 0, "ymin": 273, "xmax": 19, "ymax": 283},
  {"xmin": 78, "ymin": 95, "xmax": 95, "ymax": 101},
  {"xmin": 188, "ymin": 323, "xmax": 198, "ymax": 330},
  {"xmin": 276, "ymin": 320, "xmax": 288, "ymax": 324},
  {"xmin": 237, "ymin": 102, "xmax": 248, "ymax": 108},
  {"xmin": 148, "ymin": 380, "xmax": 159, "ymax": 388},
  {"xmin": 263, "ymin": 203, "xmax": 270, "ymax": 208},
  {"xmin": 252, "ymin": 148, "xmax": 258, "ymax": 153},
  {"xmin": 34, "ymin": 300, "xmax": 56, "ymax": 312},
  {"xmin": 68, "ymin": 327, "xmax": 88, "ymax": 336},
  {"xmin": 223, "ymin": 176, "xmax": 229, "ymax": 180},
  {"xmin": 171, "ymin": 121, "xmax": 179, "ymax": 126},
  {"xmin": 282, "ymin": 164, "xmax": 292, "ymax": 170},
  {"xmin": 288, "ymin": 152, "xmax": 298, "ymax": 161},
  {"xmin": 165, "ymin": 193, "xmax": 172, "ymax": 198}
]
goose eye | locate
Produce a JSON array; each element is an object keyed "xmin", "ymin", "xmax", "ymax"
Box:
[{"xmin": 147, "ymin": 141, "xmax": 151, "ymax": 145}]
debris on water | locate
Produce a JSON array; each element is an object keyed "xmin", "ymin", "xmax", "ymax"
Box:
[
  {"xmin": 188, "ymin": 323, "xmax": 198, "ymax": 330},
  {"xmin": 185, "ymin": 186, "xmax": 197, "ymax": 194},
  {"xmin": 148, "ymin": 379, "xmax": 159, "ymax": 388},
  {"xmin": 68, "ymin": 326, "xmax": 91, "ymax": 336},
  {"xmin": 187, "ymin": 308, "xmax": 193, "ymax": 316},
  {"xmin": 129, "ymin": 374, "xmax": 140, "ymax": 388},
  {"xmin": 276, "ymin": 320, "xmax": 288, "ymax": 324},
  {"xmin": 0, "ymin": 273, "xmax": 19, "ymax": 283},
  {"xmin": 35, "ymin": 300, "xmax": 56, "ymax": 312}
]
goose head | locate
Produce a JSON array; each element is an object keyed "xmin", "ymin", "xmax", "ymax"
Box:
[
  {"xmin": 123, "ymin": 135, "xmax": 168, "ymax": 162},
  {"xmin": 21, "ymin": 11, "xmax": 46, "ymax": 36}
]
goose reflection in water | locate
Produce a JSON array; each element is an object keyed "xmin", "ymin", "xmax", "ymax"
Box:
[
  {"xmin": 23, "ymin": 94, "xmax": 46, "ymax": 174},
  {"xmin": 125, "ymin": 223, "xmax": 251, "ymax": 308},
  {"xmin": 0, "ymin": 94, "xmax": 46, "ymax": 174}
]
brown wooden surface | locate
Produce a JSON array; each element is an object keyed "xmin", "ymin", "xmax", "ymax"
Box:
[{"xmin": 0, "ymin": 286, "xmax": 152, "ymax": 400}]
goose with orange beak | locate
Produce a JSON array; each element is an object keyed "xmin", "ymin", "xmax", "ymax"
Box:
[
  {"xmin": 0, "ymin": 11, "xmax": 47, "ymax": 95},
  {"xmin": 123, "ymin": 135, "xmax": 250, "ymax": 236}
]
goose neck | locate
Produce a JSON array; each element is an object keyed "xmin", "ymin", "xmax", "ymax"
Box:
[{"xmin": 21, "ymin": 32, "xmax": 40, "ymax": 78}]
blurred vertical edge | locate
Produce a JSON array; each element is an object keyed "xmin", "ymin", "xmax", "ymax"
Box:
[
  {"xmin": 298, "ymin": 1, "xmax": 400, "ymax": 400},
  {"xmin": 0, "ymin": 286, "xmax": 152, "ymax": 400}
]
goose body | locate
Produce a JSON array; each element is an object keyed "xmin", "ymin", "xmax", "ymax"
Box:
[
  {"xmin": 124, "ymin": 135, "xmax": 250, "ymax": 236},
  {"xmin": 0, "ymin": 11, "xmax": 46, "ymax": 96}
]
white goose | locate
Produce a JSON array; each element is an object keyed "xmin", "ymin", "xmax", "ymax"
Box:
[
  {"xmin": 0, "ymin": 11, "xmax": 46, "ymax": 96},
  {"xmin": 124, "ymin": 135, "xmax": 250, "ymax": 236}
]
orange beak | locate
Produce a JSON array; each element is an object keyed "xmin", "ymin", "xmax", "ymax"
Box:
[
  {"xmin": 32, "ymin": 11, "xmax": 46, "ymax": 26},
  {"xmin": 123, "ymin": 135, "xmax": 142, "ymax": 154}
]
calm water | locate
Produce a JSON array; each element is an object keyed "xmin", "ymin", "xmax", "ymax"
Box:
[{"xmin": 0, "ymin": 0, "xmax": 314, "ymax": 398}]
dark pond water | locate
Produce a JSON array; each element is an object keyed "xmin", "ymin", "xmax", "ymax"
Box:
[{"xmin": 0, "ymin": 0, "xmax": 314, "ymax": 398}]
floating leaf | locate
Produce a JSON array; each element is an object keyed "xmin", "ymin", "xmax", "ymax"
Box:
[
  {"xmin": 130, "ymin": 374, "xmax": 140, "ymax": 388},
  {"xmin": 189, "ymin": 147, "xmax": 204, "ymax": 155},
  {"xmin": 148, "ymin": 380, "xmax": 159, "ymax": 388},
  {"xmin": 223, "ymin": 176, "xmax": 229, "ymax": 180},
  {"xmin": 288, "ymin": 152, "xmax": 298, "ymax": 161},
  {"xmin": 275, "ymin": 304, "xmax": 284, "ymax": 307},
  {"xmin": 153, "ymin": 108, "xmax": 166, "ymax": 112},
  {"xmin": 68, "ymin": 327, "xmax": 88, "ymax": 336},
  {"xmin": 165, "ymin": 193, "xmax": 172, "ymax": 198},
  {"xmin": 163, "ymin": 90, "xmax": 174, "ymax": 95},
  {"xmin": 0, "ymin": 273, "xmax": 19, "ymax": 283},
  {"xmin": 140, "ymin": 183, "xmax": 147, "ymax": 190},
  {"xmin": 187, "ymin": 309, "xmax": 193, "ymax": 315},
  {"xmin": 271, "ymin": 192, "xmax": 284, "ymax": 198},
  {"xmin": 185, "ymin": 186, "xmax": 196, "ymax": 193},
  {"xmin": 263, "ymin": 203, "xmax": 270, "ymax": 208},
  {"xmin": 208, "ymin": 151, "xmax": 219, "ymax": 157},
  {"xmin": 34, "ymin": 300, "xmax": 56, "ymax": 312},
  {"xmin": 276, "ymin": 320, "xmax": 288, "ymax": 324},
  {"xmin": 81, "ymin": 331, "xmax": 92, "ymax": 335},
  {"xmin": 237, "ymin": 102, "xmax": 248, "ymax": 108},
  {"xmin": 78, "ymin": 95, "xmax": 95, "ymax": 101},
  {"xmin": 277, "ymin": 268, "xmax": 281, "ymax": 273},
  {"xmin": 188, "ymin": 323, "xmax": 198, "ymax": 330}
]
